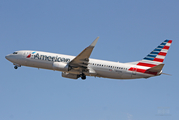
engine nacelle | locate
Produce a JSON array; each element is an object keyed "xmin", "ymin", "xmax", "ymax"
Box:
[
  {"xmin": 62, "ymin": 72, "xmax": 79, "ymax": 79},
  {"xmin": 53, "ymin": 62, "xmax": 68, "ymax": 71}
]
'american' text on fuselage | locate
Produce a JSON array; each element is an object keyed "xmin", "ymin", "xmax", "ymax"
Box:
[{"xmin": 32, "ymin": 53, "xmax": 70, "ymax": 62}]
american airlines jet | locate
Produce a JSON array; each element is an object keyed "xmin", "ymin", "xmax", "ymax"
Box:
[{"xmin": 5, "ymin": 37, "xmax": 172, "ymax": 80}]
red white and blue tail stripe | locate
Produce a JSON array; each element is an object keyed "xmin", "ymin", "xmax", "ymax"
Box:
[
  {"xmin": 129, "ymin": 40, "xmax": 172, "ymax": 75},
  {"xmin": 138, "ymin": 39, "xmax": 172, "ymax": 67}
]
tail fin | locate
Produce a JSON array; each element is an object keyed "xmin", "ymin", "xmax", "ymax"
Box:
[
  {"xmin": 128, "ymin": 40, "xmax": 172, "ymax": 76},
  {"xmin": 137, "ymin": 39, "xmax": 172, "ymax": 68}
]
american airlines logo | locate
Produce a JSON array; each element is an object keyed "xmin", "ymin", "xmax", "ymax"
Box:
[
  {"xmin": 26, "ymin": 51, "xmax": 36, "ymax": 58},
  {"xmin": 27, "ymin": 52, "xmax": 70, "ymax": 62}
]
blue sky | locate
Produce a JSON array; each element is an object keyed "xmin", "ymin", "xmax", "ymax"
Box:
[{"xmin": 1, "ymin": 0, "xmax": 179, "ymax": 120}]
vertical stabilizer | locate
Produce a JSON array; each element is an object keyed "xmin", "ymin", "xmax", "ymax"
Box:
[
  {"xmin": 128, "ymin": 40, "xmax": 172, "ymax": 75},
  {"xmin": 137, "ymin": 39, "xmax": 172, "ymax": 68}
]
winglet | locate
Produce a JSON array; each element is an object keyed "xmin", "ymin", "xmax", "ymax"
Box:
[
  {"xmin": 69, "ymin": 36, "xmax": 99, "ymax": 68},
  {"xmin": 90, "ymin": 37, "xmax": 99, "ymax": 47}
]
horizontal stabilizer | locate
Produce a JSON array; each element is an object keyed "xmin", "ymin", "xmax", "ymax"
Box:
[
  {"xmin": 147, "ymin": 64, "xmax": 164, "ymax": 72},
  {"xmin": 161, "ymin": 72, "xmax": 172, "ymax": 76}
]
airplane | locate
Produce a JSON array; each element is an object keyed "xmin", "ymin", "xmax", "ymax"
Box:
[{"xmin": 5, "ymin": 37, "xmax": 172, "ymax": 80}]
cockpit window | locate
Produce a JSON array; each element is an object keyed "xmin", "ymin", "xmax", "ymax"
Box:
[{"xmin": 13, "ymin": 52, "xmax": 18, "ymax": 54}]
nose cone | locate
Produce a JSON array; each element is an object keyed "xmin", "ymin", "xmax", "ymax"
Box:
[
  {"xmin": 5, "ymin": 54, "xmax": 13, "ymax": 62},
  {"xmin": 5, "ymin": 55, "xmax": 10, "ymax": 60},
  {"xmin": 5, "ymin": 54, "xmax": 19, "ymax": 63}
]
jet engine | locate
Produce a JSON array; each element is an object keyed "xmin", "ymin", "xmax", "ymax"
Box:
[
  {"xmin": 62, "ymin": 72, "xmax": 79, "ymax": 79},
  {"xmin": 53, "ymin": 62, "xmax": 68, "ymax": 71}
]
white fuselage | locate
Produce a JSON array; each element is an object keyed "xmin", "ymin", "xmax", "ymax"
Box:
[{"xmin": 6, "ymin": 50, "xmax": 157, "ymax": 80}]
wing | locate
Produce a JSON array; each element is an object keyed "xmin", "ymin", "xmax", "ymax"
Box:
[{"xmin": 68, "ymin": 37, "xmax": 99, "ymax": 72}]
